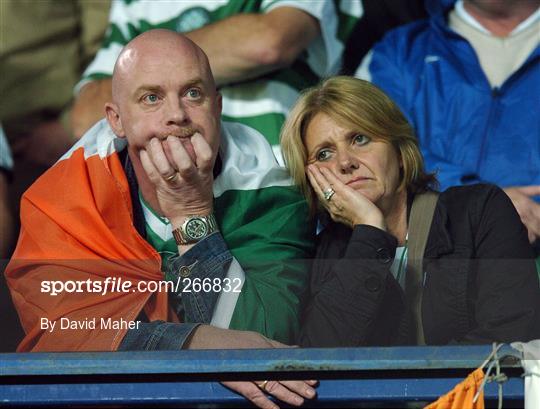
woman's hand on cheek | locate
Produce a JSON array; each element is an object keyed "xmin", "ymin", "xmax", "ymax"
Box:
[{"xmin": 307, "ymin": 165, "xmax": 386, "ymax": 231}]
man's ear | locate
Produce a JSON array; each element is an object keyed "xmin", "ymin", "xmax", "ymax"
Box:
[{"xmin": 105, "ymin": 102, "xmax": 125, "ymax": 138}]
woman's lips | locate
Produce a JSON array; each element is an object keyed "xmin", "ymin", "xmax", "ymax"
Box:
[{"xmin": 346, "ymin": 177, "xmax": 371, "ymax": 186}]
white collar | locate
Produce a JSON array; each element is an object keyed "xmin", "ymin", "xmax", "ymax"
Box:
[
  {"xmin": 455, "ymin": 0, "xmax": 540, "ymax": 36},
  {"xmin": 139, "ymin": 192, "xmax": 173, "ymax": 241}
]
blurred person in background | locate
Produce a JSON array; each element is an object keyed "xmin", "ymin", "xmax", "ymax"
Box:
[
  {"xmin": 356, "ymin": 0, "xmax": 540, "ymax": 249},
  {"xmin": 71, "ymin": 0, "xmax": 361, "ymax": 165},
  {"xmin": 0, "ymin": 0, "xmax": 111, "ymax": 166},
  {"xmin": 341, "ymin": 0, "xmax": 427, "ymax": 74},
  {"xmin": 0, "ymin": 125, "xmax": 13, "ymax": 258},
  {"xmin": 0, "ymin": 0, "xmax": 111, "ymax": 352}
]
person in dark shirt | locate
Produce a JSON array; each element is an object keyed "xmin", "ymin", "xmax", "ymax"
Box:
[{"xmin": 280, "ymin": 76, "xmax": 540, "ymax": 347}]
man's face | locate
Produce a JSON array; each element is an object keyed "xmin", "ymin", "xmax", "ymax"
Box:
[{"xmin": 108, "ymin": 43, "xmax": 222, "ymax": 168}]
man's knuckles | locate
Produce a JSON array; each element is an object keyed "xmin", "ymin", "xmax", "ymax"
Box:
[
  {"xmin": 176, "ymin": 161, "xmax": 196, "ymax": 174},
  {"xmin": 197, "ymin": 150, "xmax": 213, "ymax": 166}
]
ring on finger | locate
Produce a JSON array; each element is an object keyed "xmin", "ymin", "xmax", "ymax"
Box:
[
  {"xmin": 256, "ymin": 380, "xmax": 269, "ymax": 391},
  {"xmin": 323, "ymin": 187, "xmax": 335, "ymax": 202},
  {"xmin": 164, "ymin": 172, "xmax": 178, "ymax": 183}
]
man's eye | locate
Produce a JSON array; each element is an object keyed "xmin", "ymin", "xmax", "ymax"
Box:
[
  {"xmin": 142, "ymin": 94, "xmax": 159, "ymax": 104},
  {"xmin": 186, "ymin": 88, "xmax": 201, "ymax": 99},
  {"xmin": 353, "ymin": 134, "xmax": 370, "ymax": 146},
  {"xmin": 316, "ymin": 149, "xmax": 332, "ymax": 162}
]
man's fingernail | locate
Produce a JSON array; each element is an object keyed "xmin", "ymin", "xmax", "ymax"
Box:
[{"xmin": 306, "ymin": 388, "xmax": 315, "ymax": 398}]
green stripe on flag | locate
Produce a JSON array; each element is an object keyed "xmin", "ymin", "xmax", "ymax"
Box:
[
  {"xmin": 214, "ymin": 186, "xmax": 315, "ymax": 343},
  {"xmin": 221, "ymin": 113, "xmax": 285, "ymax": 146}
]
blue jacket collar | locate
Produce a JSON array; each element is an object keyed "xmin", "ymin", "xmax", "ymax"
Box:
[{"xmin": 425, "ymin": 0, "xmax": 455, "ymax": 17}]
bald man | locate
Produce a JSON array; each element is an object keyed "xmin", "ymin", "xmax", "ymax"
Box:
[{"xmin": 6, "ymin": 31, "xmax": 316, "ymax": 405}]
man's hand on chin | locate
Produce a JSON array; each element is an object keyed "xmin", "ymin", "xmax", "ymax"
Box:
[{"xmin": 139, "ymin": 132, "xmax": 215, "ymax": 226}]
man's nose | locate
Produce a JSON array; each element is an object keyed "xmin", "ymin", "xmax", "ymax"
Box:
[{"xmin": 165, "ymin": 97, "xmax": 188, "ymax": 126}]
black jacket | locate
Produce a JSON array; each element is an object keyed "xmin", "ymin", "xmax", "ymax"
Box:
[{"xmin": 299, "ymin": 184, "xmax": 540, "ymax": 347}]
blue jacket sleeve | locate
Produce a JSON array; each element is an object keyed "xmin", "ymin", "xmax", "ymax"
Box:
[{"xmin": 355, "ymin": 36, "xmax": 410, "ymax": 120}]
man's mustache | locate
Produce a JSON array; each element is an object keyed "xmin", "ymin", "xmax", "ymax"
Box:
[{"xmin": 157, "ymin": 127, "xmax": 199, "ymax": 139}]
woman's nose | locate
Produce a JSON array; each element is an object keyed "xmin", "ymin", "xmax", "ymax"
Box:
[{"xmin": 337, "ymin": 151, "xmax": 359, "ymax": 173}]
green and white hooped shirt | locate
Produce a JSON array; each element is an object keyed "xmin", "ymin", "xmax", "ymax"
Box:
[{"xmin": 77, "ymin": 0, "xmax": 362, "ymax": 164}]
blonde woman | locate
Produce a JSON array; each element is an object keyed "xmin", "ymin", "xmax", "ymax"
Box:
[{"xmin": 281, "ymin": 76, "xmax": 540, "ymax": 347}]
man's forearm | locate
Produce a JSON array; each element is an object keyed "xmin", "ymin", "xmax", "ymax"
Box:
[
  {"xmin": 119, "ymin": 321, "xmax": 200, "ymax": 350},
  {"xmin": 184, "ymin": 325, "xmax": 283, "ymax": 349},
  {"xmin": 71, "ymin": 78, "xmax": 113, "ymax": 138},
  {"xmin": 186, "ymin": 7, "xmax": 319, "ymax": 86}
]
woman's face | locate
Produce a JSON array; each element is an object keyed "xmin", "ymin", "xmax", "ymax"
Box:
[{"xmin": 304, "ymin": 112, "xmax": 402, "ymax": 210}]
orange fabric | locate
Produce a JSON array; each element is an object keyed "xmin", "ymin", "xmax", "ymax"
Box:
[
  {"xmin": 424, "ymin": 367, "xmax": 485, "ymax": 409},
  {"xmin": 5, "ymin": 148, "xmax": 177, "ymax": 352}
]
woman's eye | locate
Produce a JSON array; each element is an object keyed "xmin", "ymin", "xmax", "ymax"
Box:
[
  {"xmin": 186, "ymin": 88, "xmax": 201, "ymax": 99},
  {"xmin": 142, "ymin": 94, "xmax": 159, "ymax": 104},
  {"xmin": 353, "ymin": 134, "xmax": 370, "ymax": 146},
  {"xmin": 316, "ymin": 149, "xmax": 332, "ymax": 162}
]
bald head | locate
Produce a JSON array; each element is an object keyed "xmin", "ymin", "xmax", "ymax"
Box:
[
  {"xmin": 111, "ymin": 29, "xmax": 215, "ymax": 103},
  {"xmin": 104, "ymin": 27, "xmax": 222, "ymax": 168}
]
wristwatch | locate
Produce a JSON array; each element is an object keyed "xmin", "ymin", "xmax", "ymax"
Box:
[{"xmin": 172, "ymin": 214, "xmax": 219, "ymax": 245}]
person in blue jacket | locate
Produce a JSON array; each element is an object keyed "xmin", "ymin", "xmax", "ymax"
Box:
[{"xmin": 355, "ymin": 0, "xmax": 540, "ymax": 247}]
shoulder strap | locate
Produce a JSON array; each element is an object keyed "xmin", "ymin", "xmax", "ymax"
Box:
[{"xmin": 406, "ymin": 191, "xmax": 439, "ymax": 345}]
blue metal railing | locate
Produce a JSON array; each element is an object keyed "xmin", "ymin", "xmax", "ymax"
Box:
[{"xmin": 0, "ymin": 345, "xmax": 524, "ymax": 407}]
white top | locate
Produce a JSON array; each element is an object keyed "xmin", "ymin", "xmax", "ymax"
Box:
[
  {"xmin": 0, "ymin": 124, "xmax": 13, "ymax": 171},
  {"xmin": 450, "ymin": 1, "xmax": 540, "ymax": 87},
  {"xmin": 390, "ymin": 245, "xmax": 408, "ymax": 290}
]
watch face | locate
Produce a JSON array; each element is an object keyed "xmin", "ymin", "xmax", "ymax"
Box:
[{"xmin": 185, "ymin": 218, "xmax": 208, "ymax": 240}]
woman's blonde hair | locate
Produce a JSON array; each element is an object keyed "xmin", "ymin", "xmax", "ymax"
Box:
[{"xmin": 280, "ymin": 76, "xmax": 437, "ymax": 215}]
